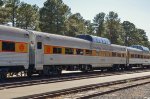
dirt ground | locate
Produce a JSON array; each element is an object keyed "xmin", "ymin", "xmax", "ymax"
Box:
[{"xmin": 92, "ymin": 83, "xmax": 150, "ymax": 99}]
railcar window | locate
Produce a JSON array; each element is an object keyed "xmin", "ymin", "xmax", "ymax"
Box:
[
  {"xmin": 53, "ymin": 47, "xmax": 62, "ymax": 54},
  {"xmin": 112, "ymin": 52, "xmax": 116, "ymax": 57},
  {"xmin": 138, "ymin": 55, "xmax": 140, "ymax": 58},
  {"xmin": 37, "ymin": 42, "xmax": 42, "ymax": 49},
  {"xmin": 109, "ymin": 52, "xmax": 112, "ymax": 57},
  {"xmin": 122, "ymin": 53, "xmax": 124, "ymax": 57},
  {"xmin": 124, "ymin": 53, "xmax": 126, "ymax": 57},
  {"xmin": 65, "ymin": 48, "xmax": 74, "ymax": 54},
  {"xmin": 136, "ymin": 54, "xmax": 138, "ymax": 58},
  {"xmin": 99, "ymin": 51, "xmax": 102, "ymax": 56},
  {"xmin": 117, "ymin": 53, "xmax": 121, "ymax": 57},
  {"xmin": 85, "ymin": 50, "xmax": 92, "ymax": 55},
  {"xmin": 104, "ymin": 52, "xmax": 106, "ymax": 56},
  {"xmin": 76, "ymin": 49, "xmax": 84, "ymax": 55},
  {"xmin": 92, "ymin": 50, "xmax": 97, "ymax": 56},
  {"xmin": 103, "ymin": 51, "xmax": 106, "ymax": 56},
  {"xmin": 131, "ymin": 54, "xmax": 134, "ymax": 58},
  {"xmin": 135, "ymin": 54, "xmax": 137, "ymax": 58},
  {"xmin": 2, "ymin": 41, "xmax": 15, "ymax": 51},
  {"xmin": 96, "ymin": 51, "xmax": 99, "ymax": 56},
  {"xmin": 102, "ymin": 51, "xmax": 104, "ymax": 56},
  {"xmin": 105, "ymin": 51, "xmax": 109, "ymax": 57}
]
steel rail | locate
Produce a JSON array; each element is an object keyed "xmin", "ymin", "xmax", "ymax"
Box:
[
  {"xmin": 16, "ymin": 75, "xmax": 150, "ymax": 99},
  {"xmin": 0, "ymin": 68, "xmax": 149, "ymax": 90}
]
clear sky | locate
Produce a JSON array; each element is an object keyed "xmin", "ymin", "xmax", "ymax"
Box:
[{"xmin": 21, "ymin": 0, "xmax": 150, "ymax": 40}]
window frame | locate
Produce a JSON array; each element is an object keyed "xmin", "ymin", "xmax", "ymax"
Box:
[
  {"xmin": 53, "ymin": 47, "xmax": 62, "ymax": 54},
  {"xmin": 37, "ymin": 42, "xmax": 42, "ymax": 49},
  {"xmin": 85, "ymin": 50, "xmax": 92, "ymax": 55},
  {"xmin": 2, "ymin": 41, "xmax": 15, "ymax": 52},
  {"xmin": 76, "ymin": 49, "xmax": 84, "ymax": 55},
  {"xmin": 65, "ymin": 48, "xmax": 74, "ymax": 55}
]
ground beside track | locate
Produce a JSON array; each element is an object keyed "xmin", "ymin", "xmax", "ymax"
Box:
[
  {"xmin": 0, "ymin": 72, "xmax": 150, "ymax": 99},
  {"xmin": 92, "ymin": 83, "xmax": 150, "ymax": 99}
]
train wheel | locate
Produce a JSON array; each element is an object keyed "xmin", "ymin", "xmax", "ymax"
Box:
[
  {"xmin": 0, "ymin": 70, "xmax": 7, "ymax": 80},
  {"xmin": 38, "ymin": 71, "xmax": 44, "ymax": 76},
  {"xmin": 0, "ymin": 74, "xmax": 6, "ymax": 80},
  {"xmin": 107, "ymin": 68, "xmax": 113, "ymax": 71},
  {"xmin": 81, "ymin": 65, "xmax": 92, "ymax": 72},
  {"xmin": 126, "ymin": 66, "xmax": 132, "ymax": 70},
  {"xmin": 27, "ymin": 70, "xmax": 32, "ymax": 77},
  {"xmin": 43, "ymin": 66, "xmax": 62, "ymax": 77},
  {"xmin": 56, "ymin": 69, "xmax": 62, "ymax": 76},
  {"xmin": 0, "ymin": 75, "xmax": 3, "ymax": 80}
]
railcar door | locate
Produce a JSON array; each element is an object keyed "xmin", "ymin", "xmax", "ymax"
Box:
[
  {"xmin": 36, "ymin": 36, "xmax": 44, "ymax": 69},
  {"xmin": 126, "ymin": 50, "xmax": 130, "ymax": 66}
]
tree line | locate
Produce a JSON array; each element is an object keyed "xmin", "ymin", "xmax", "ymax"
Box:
[{"xmin": 0, "ymin": 0, "xmax": 150, "ymax": 48}]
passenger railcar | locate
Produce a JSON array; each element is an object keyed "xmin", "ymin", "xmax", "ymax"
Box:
[
  {"xmin": 0, "ymin": 25, "xmax": 150, "ymax": 79},
  {"xmin": 0, "ymin": 25, "xmax": 29, "ymax": 78},
  {"xmin": 130, "ymin": 45, "xmax": 150, "ymax": 67},
  {"xmin": 127, "ymin": 47, "xmax": 143, "ymax": 67},
  {"xmin": 28, "ymin": 30, "xmax": 92, "ymax": 76}
]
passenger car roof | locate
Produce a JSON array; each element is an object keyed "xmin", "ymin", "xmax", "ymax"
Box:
[
  {"xmin": 76, "ymin": 34, "xmax": 111, "ymax": 44},
  {"xmin": 0, "ymin": 25, "xmax": 29, "ymax": 35}
]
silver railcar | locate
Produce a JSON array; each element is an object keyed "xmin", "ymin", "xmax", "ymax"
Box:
[
  {"xmin": 0, "ymin": 25, "xmax": 29, "ymax": 78},
  {"xmin": 0, "ymin": 25, "xmax": 150, "ymax": 78}
]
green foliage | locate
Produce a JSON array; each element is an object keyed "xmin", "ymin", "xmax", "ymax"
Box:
[
  {"xmin": 91, "ymin": 11, "xmax": 150, "ymax": 48},
  {"xmin": 85, "ymin": 20, "xmax": 95, "ymax": 35},
  {"xmin": 122, "ymin": 21, "xmax": 136, "ymax": 46},
  {"xmin": 0, "ymin": 0, "xmax": 40, "ymax": 30},
  {"xmin": 105, "ymin": 11, "xmax": 121, "ymax": 44},
  {"xmin": 16, "ymin": 2, "xmax": 40, "ymax": 30},
  {"xmin": 39, "ymin": 0, "xmax": 71, "ymax": 35},
  {"xmin": 0, "ymin": 7, "xmax": 11, "ymax": 24},
  {"xmin": 64, "ymin": 13, "xmax": 87, "ymax": 36},
  {"xmin": 122, "ymin": 21, "xmax": 149, "ymax": 47},
  {"xmin": 0, "ymin": 0, "xmax": 3, "ymax": 6},
  {"xmin": 93, "ymin": 12, "xmax": 105, "ymax": 36},
  {"xmin": 5, "ymin": 0, "xmax": 20, "ymax": 26},
  {"xmin": 0, "ymin": 0, "xmax": 12, "ymax": 24}
]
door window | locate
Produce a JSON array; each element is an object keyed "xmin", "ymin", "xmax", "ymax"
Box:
[{"xmin": 37, "ymin": 42, "xmax": 42, "ymax": 49}]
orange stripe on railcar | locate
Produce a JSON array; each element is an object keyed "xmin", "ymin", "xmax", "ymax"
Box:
[{"xmin": 44, "ymin": 45, "xmax": 53, "ymax": 54}]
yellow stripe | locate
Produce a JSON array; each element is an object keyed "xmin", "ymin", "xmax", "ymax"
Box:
[
  {"xmin": 73, "ymin": 48, "xmax": 76, "ymax": 55},
  {"xmin": 62, "ymin": 47, "xmax": 65, "ymax": 54},
  {"xmin": 15, "ymin": 42, "xmax": 28, "ymax": 53}
]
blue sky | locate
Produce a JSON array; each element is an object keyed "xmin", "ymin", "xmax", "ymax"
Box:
[{"xmin": 21, "ymin": 0, "xmax": 150, "ymax": 40}]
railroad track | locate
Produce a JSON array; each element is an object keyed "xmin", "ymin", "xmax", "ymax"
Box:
[
  {"xmin": 17, "ymin": 74, "xmax": 150, "ymax": 99},
  {"xmin": 0, "ymin": 68, "xmax": 150, "ymax": 91}
]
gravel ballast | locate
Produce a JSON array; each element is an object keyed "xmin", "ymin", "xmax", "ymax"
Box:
[{"xmin": 92, "ymin": 83, "xmax": 150, "ymax": 99}]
